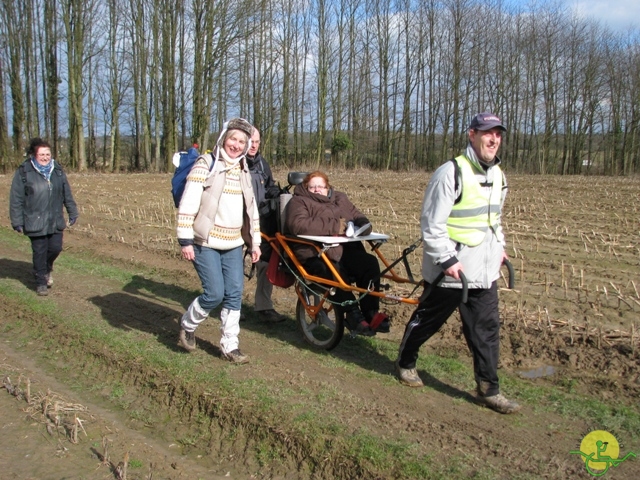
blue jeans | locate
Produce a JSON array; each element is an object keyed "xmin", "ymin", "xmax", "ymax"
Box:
[{"xmin": 192, "ymin": 244, "xmax": 244, "ymax": 311}]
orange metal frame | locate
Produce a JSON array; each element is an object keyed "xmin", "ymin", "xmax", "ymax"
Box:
[{"xmin": 260, "ymin": 232, "xmax": 422, "ymax": 319}]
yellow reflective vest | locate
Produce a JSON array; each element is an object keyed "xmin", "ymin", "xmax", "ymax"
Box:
[{"xmin": 446, "ymin": 155, "xmax": 502, "ymax": 247}]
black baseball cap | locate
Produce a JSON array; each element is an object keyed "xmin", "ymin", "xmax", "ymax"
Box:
[{"xmin": 469, "ymin": 112, "xmax": 506, "ymax": 132}]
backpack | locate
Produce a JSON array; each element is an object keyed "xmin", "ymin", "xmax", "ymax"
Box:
[
  {"xmin": 170, "ymin": 146, "xmax": 210, "ymax": 207},
  {"xmin": 447, "ymin": 157, "xmax": 503, "ymax": 205},
  {"xmin": 449, "ymin": 158, "xmax": 462, "ymax": 205}
]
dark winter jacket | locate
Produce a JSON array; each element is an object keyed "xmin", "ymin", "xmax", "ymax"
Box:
[
  {"xmin": 285, "ymin": 183, "xmax": 370, "ymax": 263},
  {"xmin": 9, "ymin": 159, "xmax": 79, "ymax": 237},
  {"xmin": 247, "ymin": 152, "xmax": 282, "ymax": 261},
  {"xmin": 247, "ymin": 153, "xmax": 281, "ymax": 214}
]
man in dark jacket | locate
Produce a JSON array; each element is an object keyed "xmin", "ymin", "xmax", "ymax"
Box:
[
  {"xmin": 246, "ymin": 127, "xmax": 286, "ymax": 323},
  {"xmin": 10, "ymin": 138, "xmax": 79, "ymax": 296}
]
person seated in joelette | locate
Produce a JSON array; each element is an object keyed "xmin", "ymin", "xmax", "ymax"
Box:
[{"xmin": 284, "ymin": 171, "xmax": 390, "ymax": 335}]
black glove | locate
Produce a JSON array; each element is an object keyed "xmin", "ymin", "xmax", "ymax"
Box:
[
  {"xmin": 258, "ymin": 198, "xmax": 280, "ymax": 216},
  {"xmin": 353, "ymin": 217, "xmax": 369, "ymax": 227},
  {"xmin": 353, "ymin": 217, "xmax": 372, "ymax": 235},
  {"xmin": 69, "ymin": 217, "xmax": 78, "ymax": 226},
  {"xmin": 265, "ymin": 184, "xmax": 282, "ymax": 199},
  {"xmin": 13, "ymin": 225, "xmax": 23, "ymax": 233}
]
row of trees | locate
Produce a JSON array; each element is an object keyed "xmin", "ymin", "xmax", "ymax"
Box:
[{"xmin": 1, "ymin": 0, "xmax": 639, "ymax": 175}]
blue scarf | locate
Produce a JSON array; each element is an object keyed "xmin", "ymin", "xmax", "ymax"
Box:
[{"xmin": 31, "ymin": 158, "xmax": 55, "ymax": 181}]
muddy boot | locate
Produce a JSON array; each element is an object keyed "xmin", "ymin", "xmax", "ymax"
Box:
[
  {"xmin": 221, "ymin": 349, "xmax": 250, "ymax": 364},
  {"xmin": 395, "ymin": 359, "xmax": 424, "ymax": 387},
  {"xmin": 477, "ymin": 382, "xmax": 521, "ymax": 414},
  {"xmin": 178, "ymin": 329, "xmax": 196, "ymax": 352},
  {"xmin": 179, "ymin": 298, "xmax": 210, "ymax": 351},
  {"xmin": 220, "ymin": 308, "xmax": 248, "ymax": 362}
]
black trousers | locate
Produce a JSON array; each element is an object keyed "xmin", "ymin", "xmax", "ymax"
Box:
[
  {"xmin": 302, "ymin": 242, "xmax": 381, "ymax": 318},
  {"xmin": 398, "ymin": 281, "xmax": 501, "ymax": 396},
  {"xmin": 30, "ymin": 232, "xmax": 63, "ymax": 286},
  {"xmin": 259, "ymin": 211, "xmax": 278, "ymax": 262}
]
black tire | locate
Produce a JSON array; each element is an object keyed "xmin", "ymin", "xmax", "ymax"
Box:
[{"xmin": 296, "ymin": 291, "xmax": 344, "ymax": 350}]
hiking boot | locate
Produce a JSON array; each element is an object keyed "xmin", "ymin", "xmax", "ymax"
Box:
[
  {"xmin": 222, "ymin": 349, "xmax": 250, "ymax": 364},
  {"xmin": 256, "ymin": 309, "xmax": 287, "ymax": 323},
  {"xmin": 478, "ymin": 392, "xmax": 521, "ymax": 414},
  {"xmin": 46, "ymin": 273, "xmax": 53, "ymax": 287},
  {"xmin": 36, "ymin": 285, "xmax": 48, "ymax": 296},
  {"xmin": 395, "ymin": 359, "xmax": 424, "ymax": 387},
  {"xmin": 178, "ymin": 328, "xmax": 196, "ymax": 352}
]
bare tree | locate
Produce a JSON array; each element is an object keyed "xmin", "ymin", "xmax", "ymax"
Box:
[
  {"xmin": 313, "ymin": 0, "xmax": 330, "ymax": 168},
  {"xmin": 191, "ymin": 0, "xmax": 251, "ymax": 150},
  {"xmin": 60, "ymin": 0, "xmax": 91, "ymax": 171},
  {"xmin": 124, "ymin": 0, "xmax": 152, "ymax": 170},
  {"xmin": 414, "ymin": 0, "xmax": 441, "ymax": 170},
  {"xmin": 292, "ymin": 2, "xmax": 312, "ymax": 166},
  {"xmin": 44, "ymin": 0, "xmax": 60, "ymax": 158},
  {"xmin": 272, "ymin": 0, "xmax": 302, "ymax": 166},
  {"xmin": 106, "ymin": 0, "xmax": 128, "ymax": 171},
  {"xmin": 1, "ymin": 0, "xmax": 26, "ymax": 158},
  {"xmin": 0, "ymin": 10, "xmax": 13, "ymax": 169},
  {"xmin": 23, "ymin": 0, "xmax": 39, "ymax": 139}
]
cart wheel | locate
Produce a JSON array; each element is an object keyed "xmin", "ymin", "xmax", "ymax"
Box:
[{"xmin": 296, "ymin": 293, "xmax": 344, "ymax": 350}]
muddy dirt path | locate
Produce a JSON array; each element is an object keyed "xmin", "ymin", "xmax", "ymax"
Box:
[
  {"xmin": 0, "ymin": 236, "xmax": 244, "ymax": 479},
  {"xmin": 0, "ymin": 340, "xmax": 231, "ymax": 480}
]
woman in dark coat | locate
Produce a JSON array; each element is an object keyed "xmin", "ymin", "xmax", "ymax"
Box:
[
  {"xmin": 285, "ymin": 171, "xmax": 389, "ymax": 335},
  {"xmin": 9, "ymin": 138, "xmax": 79, "ymax": 296}
]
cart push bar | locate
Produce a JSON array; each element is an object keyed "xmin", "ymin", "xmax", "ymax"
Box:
[{"xmin": 418, "ymin": 258, "xmax": 514, "ymax": 305}]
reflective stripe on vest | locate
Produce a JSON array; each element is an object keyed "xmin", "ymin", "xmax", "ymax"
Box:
[{"xmin": 446, "ymin": 155, "xmax": 502, "ymax": 247}]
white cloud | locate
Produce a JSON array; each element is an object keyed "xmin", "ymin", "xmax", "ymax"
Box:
[{"xmin": 570, "ymin": 1, "xmax": 640, "ymax": 31}]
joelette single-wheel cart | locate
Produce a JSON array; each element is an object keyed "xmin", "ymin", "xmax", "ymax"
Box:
[{"xmin": 260, "ymin": 172, "xmax": 513, "ymax": 351}]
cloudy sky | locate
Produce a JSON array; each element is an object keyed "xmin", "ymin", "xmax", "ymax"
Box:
[{"xmin": 569, "ymin": 0, "xmax": 640, "ymax": 32}]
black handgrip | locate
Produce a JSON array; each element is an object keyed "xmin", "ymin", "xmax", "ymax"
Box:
[
  {"xmin": 459, "ymin": 271, "xmax": 468, "ymax": 304},
  {"xmin": 503, "ymin": 259, "xmax": 515, "ymax": 289},
  {"xmin": 420, "ymin": 270, "xmax": 468, "ymax": 304}
]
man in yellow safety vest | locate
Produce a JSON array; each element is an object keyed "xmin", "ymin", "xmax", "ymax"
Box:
[{"xmin": 395, "ymin": 112, "xmax": 520, "ymax": 414}]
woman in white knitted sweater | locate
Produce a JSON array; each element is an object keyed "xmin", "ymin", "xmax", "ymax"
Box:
[{"xmin": 176, "ymin": 118, "xmax": 261, "ymax": 364}]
